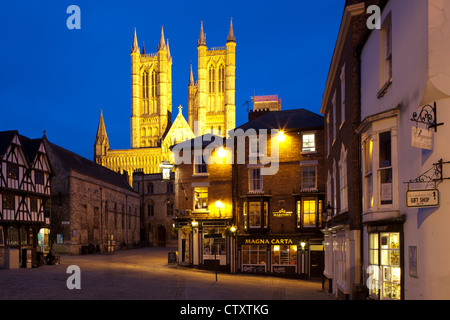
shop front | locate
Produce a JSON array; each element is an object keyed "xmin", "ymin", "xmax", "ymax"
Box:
[
  {"xmin": 365, "ymin": 221, "xmax": 404, "ymax": 300},
  {"xmin": 175, "ymin": 218, "xmax": 235, "ymax": 272},
  {"xmin": 237, "ymin": 235, "xmax": 311, "ymax": 278}
]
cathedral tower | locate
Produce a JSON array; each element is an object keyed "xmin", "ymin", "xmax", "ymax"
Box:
[
  {"xmin": 188, "ymin": 19, "xmax": 236, "ymax": 137},
  {"xmin": 94, "ymin": 109, "xmax": 109, "ymax": 163},
  {"xmin": 131, "ymin": 27, "xmax": 173, "ymax": 149}
]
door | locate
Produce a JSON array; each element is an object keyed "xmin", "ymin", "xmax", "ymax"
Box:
[
  {"xmin": 156, "ymin": 225, "xmax": 166, "ymax": 247},
  {"xmin": 310, "ymin": 250, "xmax": 324, "ymax": 278}
]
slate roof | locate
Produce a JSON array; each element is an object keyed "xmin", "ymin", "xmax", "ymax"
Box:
[
  {"xmin": 236, "ymin": 108, "xmax": 324, "ymax": 132},
  {"xmin": 44, "ymin": 138, "xmax": 134, "ymax": 192}
]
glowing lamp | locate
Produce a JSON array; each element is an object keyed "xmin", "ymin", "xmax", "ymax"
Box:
[
  {"xmin": 217, "ymin": 147, "xmax": 227, "ymax": 158},
  {"xmin": 277, "ymin": 131, "xmax": 286, "ymax": 142},
  {"xmin": 300, "ymin": 242, "xmax": 306, "ymax": 250}
]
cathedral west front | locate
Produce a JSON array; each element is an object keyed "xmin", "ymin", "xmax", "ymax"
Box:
[{"xmin": 94, "ymin": 20, "xmax": 236, "ymax": 184}]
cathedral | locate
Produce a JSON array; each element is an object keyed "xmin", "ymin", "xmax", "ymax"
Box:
[{"xmin": 94, "ymin": 20, "xmax": 236, "ymax": 184}]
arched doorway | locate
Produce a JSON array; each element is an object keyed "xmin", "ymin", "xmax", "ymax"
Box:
[{"xmin": 156, "ymin": 225, "xmax": 166, "ymax": 247}]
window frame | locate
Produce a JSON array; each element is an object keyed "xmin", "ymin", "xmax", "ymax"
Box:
[
  {"xmin": 193, "ymin": 187, "xmax": 208, "ymax": 212},
  {"xmin": 302, "ymin": 133, "xmax": 316, "ymax": 153},
  {"xmin": 301, "ymin": 165, "xmax": 317, "ymax": 191},
  {"xmin": 194, "ymin": 155, "xmax": 208, "ymax": 175},
  {"xmin": 249, "ymin": 168, "xmax": 263, "ymax": 193}
]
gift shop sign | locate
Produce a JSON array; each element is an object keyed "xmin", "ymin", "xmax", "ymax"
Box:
[{"xmin": 406, "ymin": 189, "xmax": 439, "ymax": 208}]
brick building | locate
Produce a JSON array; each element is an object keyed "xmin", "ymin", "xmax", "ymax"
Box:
[
  {"xmin": 172, "ymin": 134, "xmax": 234, "ymax": 271},
  {"xmin": 44, "ymin": 138, "xmax": 140, "ymax": 255},
  {"xmin": 320, "ymin": 0, "xmax": 383, "ymax": 299},
  {"xmin": 233, "ymin": 108, "xmax": 325, "ymax": 278},
  {"xmin": 133, "ymin": 170, "xmax": 176, "ymax": 248}
]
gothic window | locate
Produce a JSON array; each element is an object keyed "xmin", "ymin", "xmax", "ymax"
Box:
[
  {"xmin": 151, "ymin": 70, "xmax": 157, "ymax": 114},
  {"xmin": 218, "ymin": 64, "xmax": 225, "ymax": 93},
  {"xmin": 142, "ymin": 71, "xmax": 149, "ymax": 114},
  {"xmin": 208, "ymin": 65, "xmax": 215, "ymax": 112},
  {"xmin": 208, "ymin": 65, "xmax": 215, "ymax": 94}
]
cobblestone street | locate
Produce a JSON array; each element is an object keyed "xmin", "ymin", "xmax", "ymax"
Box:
[{"xmin": 0, "ymin": 247, "xmax": 333, "ymax": 301}]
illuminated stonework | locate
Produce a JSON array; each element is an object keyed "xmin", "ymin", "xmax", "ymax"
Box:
[{"xmin": 94, "ymin": 21, "xmax": 236, "ymax": 184}]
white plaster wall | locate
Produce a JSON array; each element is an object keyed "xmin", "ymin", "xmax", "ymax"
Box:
[{"xmin": 361, "ymin": 0, "xmax": 450, "ymax": 299}]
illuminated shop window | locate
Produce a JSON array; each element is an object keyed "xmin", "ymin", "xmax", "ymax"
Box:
[
  {"xmin": 242, "ymin": 245, "xmax": 267, "ymax": 269},
  {"xmin": 368, "ymin": 232, "xmax": 401, "ymax": 300},
  {"xmin": 271, "ymin": 245, "xmax": 297, "ymax": 265}
]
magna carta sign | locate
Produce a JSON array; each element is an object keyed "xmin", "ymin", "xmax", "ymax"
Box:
[{"xmin": 239, "ymin": 237, "xmax": 298, "ymax": 245}]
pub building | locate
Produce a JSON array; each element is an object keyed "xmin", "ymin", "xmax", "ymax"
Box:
[
  {"xmin": 233, "ymin": 107, "xmax": 326, "ymax": 278},
  {"xmin": 172, "ymin": 134, "xmax": 236, "ymax": 272}
]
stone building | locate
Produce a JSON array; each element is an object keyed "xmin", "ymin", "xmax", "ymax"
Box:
[
  {"xmin": 133, "ymin": 170, "xmax": 176, "ymax": 248},
  {"xmin": 233, "ymin": 108, "xmax": 326, "ymax": 278},
  {"xmin": 44, "ymin": 137, "xmax": 140, "ymax": 255},
  {"xmin": 94, "ymin": 20, "xmax": 236, "ymax": 184}
]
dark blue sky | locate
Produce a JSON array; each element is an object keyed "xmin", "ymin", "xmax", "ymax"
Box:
[{"xmin": 0, "ymin": 0, "xmax": 344, "ymax": 160}]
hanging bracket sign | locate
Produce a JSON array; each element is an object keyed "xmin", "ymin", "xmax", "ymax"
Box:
[{"xmin": 406, "ymin": 189, "xmax": 439, "ymax": 208}]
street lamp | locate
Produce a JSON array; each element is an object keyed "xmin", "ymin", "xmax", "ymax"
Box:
[
  {"xmin": 215, "ymin": 200, "xmax": 225, "ymax": 218},
  {"xmin": 277, "ymin": 131, "xmax": 286, "ymax": 142},
  {"xmin": 322, "ymin": 203, "xmax": 333, "ymax": 220}
]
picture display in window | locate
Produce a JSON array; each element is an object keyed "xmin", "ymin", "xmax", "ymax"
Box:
[
  {"xmin": 369, "ymin": 232, "xmax": 401, "ymax": 300},
  {"xmin": 302, "ymin": 133, "xmax": 316, "ymax": 152},
  {"xmin": 194, "ymin": 187, "xmax": 208, "ymax": 211}
]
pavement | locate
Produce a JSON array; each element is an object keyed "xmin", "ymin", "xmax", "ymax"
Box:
[{"xmin": 0, "ymin": 247, "xmax": 335, "ymax": 301}]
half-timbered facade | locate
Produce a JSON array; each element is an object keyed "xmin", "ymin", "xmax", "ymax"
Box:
[{"xmin": 0, "ymin": 131, "xmax": 52, "ymax": 268}]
